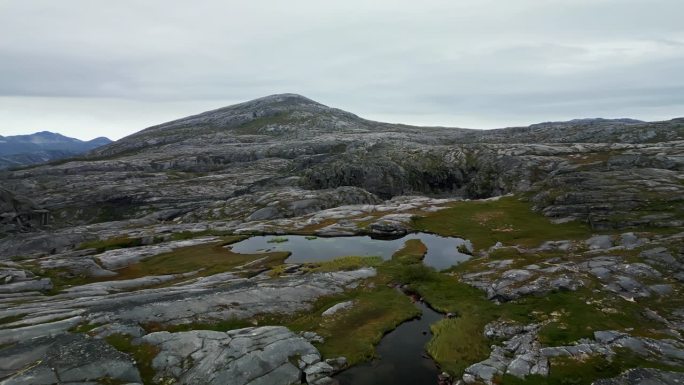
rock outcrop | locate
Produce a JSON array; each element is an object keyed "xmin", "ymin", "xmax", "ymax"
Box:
[
  {"xmin": 463, "ymin": 321, "xmax": 684, "ymax": 384},
  {"xmin": 143, "ymin": 326, "xmax": 337, "ymax": 385}
]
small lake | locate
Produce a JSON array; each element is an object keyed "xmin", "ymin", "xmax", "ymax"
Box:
[
  {"xmin": 228, "ymin": 233, "xmax": 471, "ymax": 270},
  {"xmin": 335, "ymin": 300, "xmax": 443, "ymax": 385}
]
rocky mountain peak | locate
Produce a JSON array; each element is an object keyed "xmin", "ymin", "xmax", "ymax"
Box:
[
  {"xmin": 240, "ymin": 93, "xmax": 324, "ymax": 107},
  {"xmin": 90, "ymin": 94, "xmax": 369, "ymax": 157}
]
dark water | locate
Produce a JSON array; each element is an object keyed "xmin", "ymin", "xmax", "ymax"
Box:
[
  {"xmin": 335, "ymin": 300, "xmax": 443, "ymax": 385},
  {"xmin": 228, "ymin": 233, "xmax": 471, "ymax": 270}
]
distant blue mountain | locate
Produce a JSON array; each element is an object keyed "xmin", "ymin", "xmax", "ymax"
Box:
[{"xmin": 0, "ymin": 131, "xmax": 112, "ymax": 169}]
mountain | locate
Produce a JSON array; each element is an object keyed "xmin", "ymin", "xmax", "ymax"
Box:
[
  {"xmin": 92, "ymin": 94, "xmax": 683, "ymax": 159},
  {"xmin": 1, "ymin": 94, "xmax": 683, "ymax": 385},
  {"xmin": 1, "ymin": 92, "xmax": 682, "ymax": 235},
  {"xmin": 0, "ymin": 131, "xmax": 112, "ymax": 169}
]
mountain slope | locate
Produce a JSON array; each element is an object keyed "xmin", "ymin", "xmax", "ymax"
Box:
[
  {"xmin": 0, "ymin": 131, "xmax": 112, "ymax": 169},
  {"xmin": 1, "ymin": 94, "xmax": 682, "ymax": 235},
  {"xmin": 91, "ymin": 94, "xmax": 684, "ymax": 160},
  {"xmin": 91, "ymin": 93, "xmax": 475, "ymax": 158}
]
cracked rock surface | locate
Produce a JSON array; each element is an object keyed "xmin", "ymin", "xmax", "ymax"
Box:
[
  {"xmin": 463, "ymin": 321, "xmax": 684, "ymax": 384},
  {"xmin": 1, "ymin": 334, "xmax": 142, "ymax": 384},
  {"xmin": 143, "ymin": 326, "xmax": 336, "ymax": 385}
]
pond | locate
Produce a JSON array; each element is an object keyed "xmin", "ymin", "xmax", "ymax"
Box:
[
  {"xmin": 335, "ymin": 299, "xmax": 443, "ymax": 385},
  {"xmin": 228, "ymin": 233, "xmax": 472, "ymax": 270}
]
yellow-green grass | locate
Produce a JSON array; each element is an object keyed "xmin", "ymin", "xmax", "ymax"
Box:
[
  {"xmin": 97, "ymin": 249, "xmax": 676, "ymax": 381},
  {"xmin": 137, "ymin": 270, "xmax": 419, "ymax": 366},
  {"xmin": 563, "ymin": 150, "xmax": 619, "ymax": 166},
  {"xmin": 412, "ymin": 195, "xmax": 594, "ymax": 250},
  {"xmin": 41, "ymin": 237, "xmax": 288, "ymax": 292},
  {"xmin": 267, "ymin": 255, "xmax": 383, "ymax": 278},
  {"xmin": 77, "ymin": 230, "xmax": 239, "ymax": 252},
  {"xmin": 284, "ymin": 285, "xmax": 420, "ymax": 365},
  {"xmin": 77, "ymin": 236, "xmax": 144, "ymax": 253},
  {"xmin": 135, "ymin": 255, "xmax": 419, "ymax": 367},
  {"xmin": 500, "ymin": 349, "xmax": 684, "ymax": 385},
  {"xmin": 396, "ymin": 265, "xmax": 671, "ymax": 377},
  {"xmin": 114, "ymin": 237, "xmax": 288, "ymax": 279},
  {"xmin": 392, "ymin": 239, "xmax": 428, "ymax": 265}
]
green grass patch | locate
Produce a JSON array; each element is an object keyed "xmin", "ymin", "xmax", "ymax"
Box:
[
  {"xmin": 77, "ymin": 236, "xmax": 143, "ymax": 253},
  {"xmin": 391, "ymin": 263, "xmax": 669, "ymax": 377},
  {"xmin": 392, "ymin": 239, "xmax": 427, "ymax": 265},
  {"xmin": 138, "ymin": 269, "xmax": 420, "ymax": 367},
  {"xmin": 412, "ymin": 196, "xmax": 593, "ymax": 250},
  {"xmin": 500, "ymin": 349, "xmax": 684, "ymax": 384},
  {"xmin": 115, "ymin": 237, "xmax": 288, "ymax": 279},
  {"xmin": 41, "ymin": 236, "xmax": 286, "ymax": 292},
  {"xmin": 411, "ymin": 273, "xmax": 498, "ymax": 374},
  {"xmin": 284, "ymin": 285, "xmax": 420, "ymax": 365}
]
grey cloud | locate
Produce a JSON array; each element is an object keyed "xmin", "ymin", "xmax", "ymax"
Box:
[{"xmin": 0, "ymin": 0, "xmax": 682, "ymax": 140}]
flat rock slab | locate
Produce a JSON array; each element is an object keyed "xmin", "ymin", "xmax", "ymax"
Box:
[
  {"xmin": 0, "ymin": 316, "xmax": 82, "ymax": 345},
  {"xmin": 143, "ymin": 326, "xmax": 332, "ymax": 385},
  {"xmin": 91, "ymin": 268, "xmax": 376, "ymax": 326},
  {"xmin": 1, "ymin": 334, "xmax": 141, "ymax": 385}
]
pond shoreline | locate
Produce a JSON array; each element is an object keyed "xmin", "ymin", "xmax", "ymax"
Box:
[
  {"xmin": 334, "ymin": 289, "xmax": 450, "ymax": 385},
  {"xmin": 228, "ymin": 233, "xmax": 472, "ymax": 271}
]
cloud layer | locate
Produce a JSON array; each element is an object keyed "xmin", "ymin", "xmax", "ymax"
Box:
[{"xmin": 1, "ymin": 0, "xmax": 683, "ymax": 139}]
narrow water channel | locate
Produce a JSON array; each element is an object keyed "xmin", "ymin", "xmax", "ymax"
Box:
[{"xmin": 335, "ymin": 300, "xmax": 443, "ymax": 385}]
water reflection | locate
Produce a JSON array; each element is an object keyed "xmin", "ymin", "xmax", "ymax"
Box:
[
  {"xmin": 335, "ymin": 300, "xmax": 443, "ymax": 385},
  {"xmin": 228, "ymin": 233, "xmax": 471, "ymax": 270}
]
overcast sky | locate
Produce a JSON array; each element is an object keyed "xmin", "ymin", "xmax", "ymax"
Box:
[{"xmin": 1, "ymin": 0, "xmax": 683, "ymax": 140}]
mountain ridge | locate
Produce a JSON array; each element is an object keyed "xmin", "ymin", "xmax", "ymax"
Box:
[
  {"xmin": 0, "ymin": 131, "xmax": 112, "ymax": 169},
  {"xmin": 90, "ymin": 93, "xmax": 684, "ymax": 159}
]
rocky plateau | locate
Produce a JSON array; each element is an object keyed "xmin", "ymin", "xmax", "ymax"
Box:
[{"xmin": 0, "ymin": 94, "xmax": 683, "ymax": 385}]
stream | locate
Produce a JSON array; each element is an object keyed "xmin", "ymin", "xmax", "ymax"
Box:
[
  {"xmin": 230, "ymin": 233, "xmax": 463, "ymax": 383},
  {"xmin": 335, "ymin": 299, "xmax": 443, "ymax": 385}
]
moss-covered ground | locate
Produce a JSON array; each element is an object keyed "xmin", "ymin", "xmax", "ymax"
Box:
[
  {"xmin": 34, "ymin": 236, "xmax": 289, "ymax": 293},
  {"xmin": 406, "ymin": 196, "xmax": 683, "ymax": 382},
  {"xmin": 105, "ymin": 334, "xmax": 160, "ymax": 385},
  {"xmin": 46, "ymin": 195, "xmax": 684, "ymax": 384},
  {"xmin": 411, "ymin": 195, "xmax": 594, "ymax": 250}
]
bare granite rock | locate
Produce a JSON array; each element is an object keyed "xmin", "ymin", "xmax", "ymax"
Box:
[
  {"xmin": 1, "ymin": 334, "xmax": 142, "ymax": 385},
  {"xmin": 142, "ymin": 326, "xmax": 336, "ymax": 385}
]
